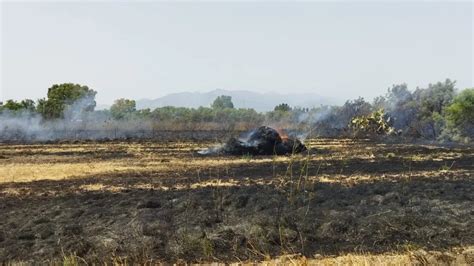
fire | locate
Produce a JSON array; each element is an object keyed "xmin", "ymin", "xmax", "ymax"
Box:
[
  {"xmin": 198, "ymin": 126, "xmax": 307, "ymax": 155},
  {"xmin": 275, "ymin": 128, "xmax": 289, "ymax": 142}
]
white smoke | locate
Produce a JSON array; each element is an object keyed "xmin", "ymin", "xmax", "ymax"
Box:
[
  {"xmin": 0, "ymin": 110, "xmax": 51, "ymax": 141},
  {"xmin": 0, "ymin": 96, "xmax": 155, "ymax": 142}
]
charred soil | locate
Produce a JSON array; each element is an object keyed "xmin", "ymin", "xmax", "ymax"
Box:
[{"xmin": 0, "ymin": 138, "xmax": 473, "ymax": 263}]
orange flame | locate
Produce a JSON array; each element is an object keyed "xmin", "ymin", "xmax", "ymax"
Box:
[{"xmin": 276, "ymin": 128, "xmax": 289, "ymax": 142}]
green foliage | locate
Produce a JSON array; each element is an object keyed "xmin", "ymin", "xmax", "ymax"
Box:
[
  {"xmin": 211, "ymin": 95, "xmax": 234, "ymax": 109},
  {"xmin": 150, "ymin": 106, "xmax": 263, "ymax": 125},
  {"xmin": 411, "ymin": 79, "xmax": 456, "ymax": 139},
  {"xmin": 350, "ymin": 109, "xmax": 395, "ymax": 135},
  {"xmin": 2, "ymin": 78, "xmax": 470, "ymax": 143},
  {"xmin": 0, "ymin": 99, "xmax": 36, "ymax": 113},
  {"xmin": 414, "ymin": 79, "xmax": 455, "ymax": 115},
  {"xmin": 267, "ymin": 103, "xmax": 297, "ymax": 124},
  {"xmin": 266, "ymin": 109, "xmax": 292, "ymax": 122},
  {"xmin": 151, "ymin": 106, "xmax": 193, "ymax": 122},
  {"xmin": 445, "ymin": 88, "xmax": 474, "ymax": 126},
  {"xmin": 444, "ymin": 88, "xmax": 474, "ymax": 141},
  {"xmin": 37, "ymin": 83, "xmax": 97, "ymax": 119},
  {"xmin": 110, "ymin": 98, "xmax": 136, "ymax": 119},
  {"xmin": 274, "ymin": 103, "xmax": 292, "ymax": 112},
  {"xmin": 377, "ymin": 81, "xmax": 457, "ymax": 139},
  {"xmin": 134, "ymin": 108, "xmax": 151, "ymax": 118}
]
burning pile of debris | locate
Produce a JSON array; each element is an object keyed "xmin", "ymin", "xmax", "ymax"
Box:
[{"xmin": 199, "ymin": 126, "xmax": 307, "ymax": 155}]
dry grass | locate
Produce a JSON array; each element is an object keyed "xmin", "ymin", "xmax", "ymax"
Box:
[
  {"xmin": 0, "ymin": 139, "xmax": 470, "ymax": 185},
  {"xmin": 0, "ymin": 138, "xmax": 472, "ymax": 263},
  {"xmin": 37, "ymin": 248, "xmax": 474, "ymax": 265},
  {"xmin": 264, "ymin": 253, "xmax": 412, "ymax": 266}
]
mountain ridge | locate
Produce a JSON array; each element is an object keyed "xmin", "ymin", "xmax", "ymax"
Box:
[{"xmin": 135, "ymin": 89, "xmax": 339, "ymax": 112}]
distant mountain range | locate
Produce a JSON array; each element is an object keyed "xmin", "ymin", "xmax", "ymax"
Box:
[{"xmin": 135, "ymin": 89, "xmax": 339, "ymax": 112}]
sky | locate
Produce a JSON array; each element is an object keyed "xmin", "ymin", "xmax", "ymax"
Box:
[{"xmin": 1, "ymin": 1, "xmax": 473, "ymax": 105}]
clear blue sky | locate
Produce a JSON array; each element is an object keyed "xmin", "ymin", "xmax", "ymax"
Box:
[{"xmin": 1, "ymin": 1, "xmax": 472, "ymax": 105}]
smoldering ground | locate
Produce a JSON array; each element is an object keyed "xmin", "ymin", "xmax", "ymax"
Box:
[
  {"xmin": 198, "ymin": 126, "xmax": 307, "ymax": 156},
  {"xmin": 0, "ymin": 139, "xmax": 473, "ymax": 263}
]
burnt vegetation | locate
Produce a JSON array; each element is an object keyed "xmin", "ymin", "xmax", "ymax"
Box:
[
  {"xmin": 0, "ymin": 139, "xmax": 473, "ymax": 263},
  {"xmin": 200, "ymin": 126, "xmax": 307, "ymax": 156},
  {"xmin": 0, "ymin": 80, "xmax": 473, "ymax": 264}
]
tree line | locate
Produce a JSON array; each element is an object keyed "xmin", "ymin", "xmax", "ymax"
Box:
[{"xmin": 0, "ymin": 80, "xmax": 472, "ymax": 142}]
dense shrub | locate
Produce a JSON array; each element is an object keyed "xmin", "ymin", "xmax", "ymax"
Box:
[{"xmin": 444, "ymin": 88, "xmax": 474, "ymax": 142}]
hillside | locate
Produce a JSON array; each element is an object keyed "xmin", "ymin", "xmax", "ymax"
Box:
[{"xmin": 136, "ymin": 89, "xmax": 338, "ymax": 111}]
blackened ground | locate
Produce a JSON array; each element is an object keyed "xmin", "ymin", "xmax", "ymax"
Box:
[{"xmin": 0, "ymin": 138, "xmax": 473, "ymax": 263}]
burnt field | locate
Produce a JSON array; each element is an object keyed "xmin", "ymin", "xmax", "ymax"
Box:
[{"xmin": 0, "ymin": 137, "xmax": 473, "ymax": 264}]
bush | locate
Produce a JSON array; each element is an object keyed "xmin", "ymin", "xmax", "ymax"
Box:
[{"xmin": 444, "ymin": 88, "xmax": 474, "ymax": 142}]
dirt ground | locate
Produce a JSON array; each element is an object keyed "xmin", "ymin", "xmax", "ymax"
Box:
[{"xmin": 0, "ymin": 138, "xmax": 473, "ymax": 264}]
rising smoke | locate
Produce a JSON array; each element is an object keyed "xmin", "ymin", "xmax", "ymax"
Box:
[{"xmin": 0, "ymin": 96, "xmax": 154, "ymax": 142}]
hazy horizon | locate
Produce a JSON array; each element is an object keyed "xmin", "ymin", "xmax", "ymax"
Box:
[{"xmin": 1, "ymin": 1, "xmax": 473, "ymax": 105}]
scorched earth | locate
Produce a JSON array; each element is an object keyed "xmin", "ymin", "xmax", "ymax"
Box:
[{"xmin": 0, "ymin": 138, "xmax": 473, "ymax": 264}]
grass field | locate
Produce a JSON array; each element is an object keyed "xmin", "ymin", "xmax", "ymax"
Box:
[{"xmin": 0, "ymin": 138, "xmax": 473, "ymax": 264}]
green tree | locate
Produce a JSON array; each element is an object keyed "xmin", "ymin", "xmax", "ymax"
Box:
[
  {"xmin": 37, "ymin": 83, "xmax": 97, "ymax": 119},
  {"xmin": 414, "ymin": 79, "xmax": 456, "ymax": 115},
  {"xmin": 274, "ymin": 103, "xmax": 292, "ymax": 112},
  {"xmin": 110, "ymin": 98, "xmax": 136, "ymax": 119},
  {"xmin": 445, "ymin": 88, "xmax": 474, "ymax": 141},
  {"xmin": 412, "ymin": 79, "xmax": 456, "ymax": 138},
  {"xmin": 211, "ymin": 95, "xmax": 234, "ymax": 109},
  {"xmin": 0, "ymin": 99, "xmax": 36, "ymax": 113}
]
